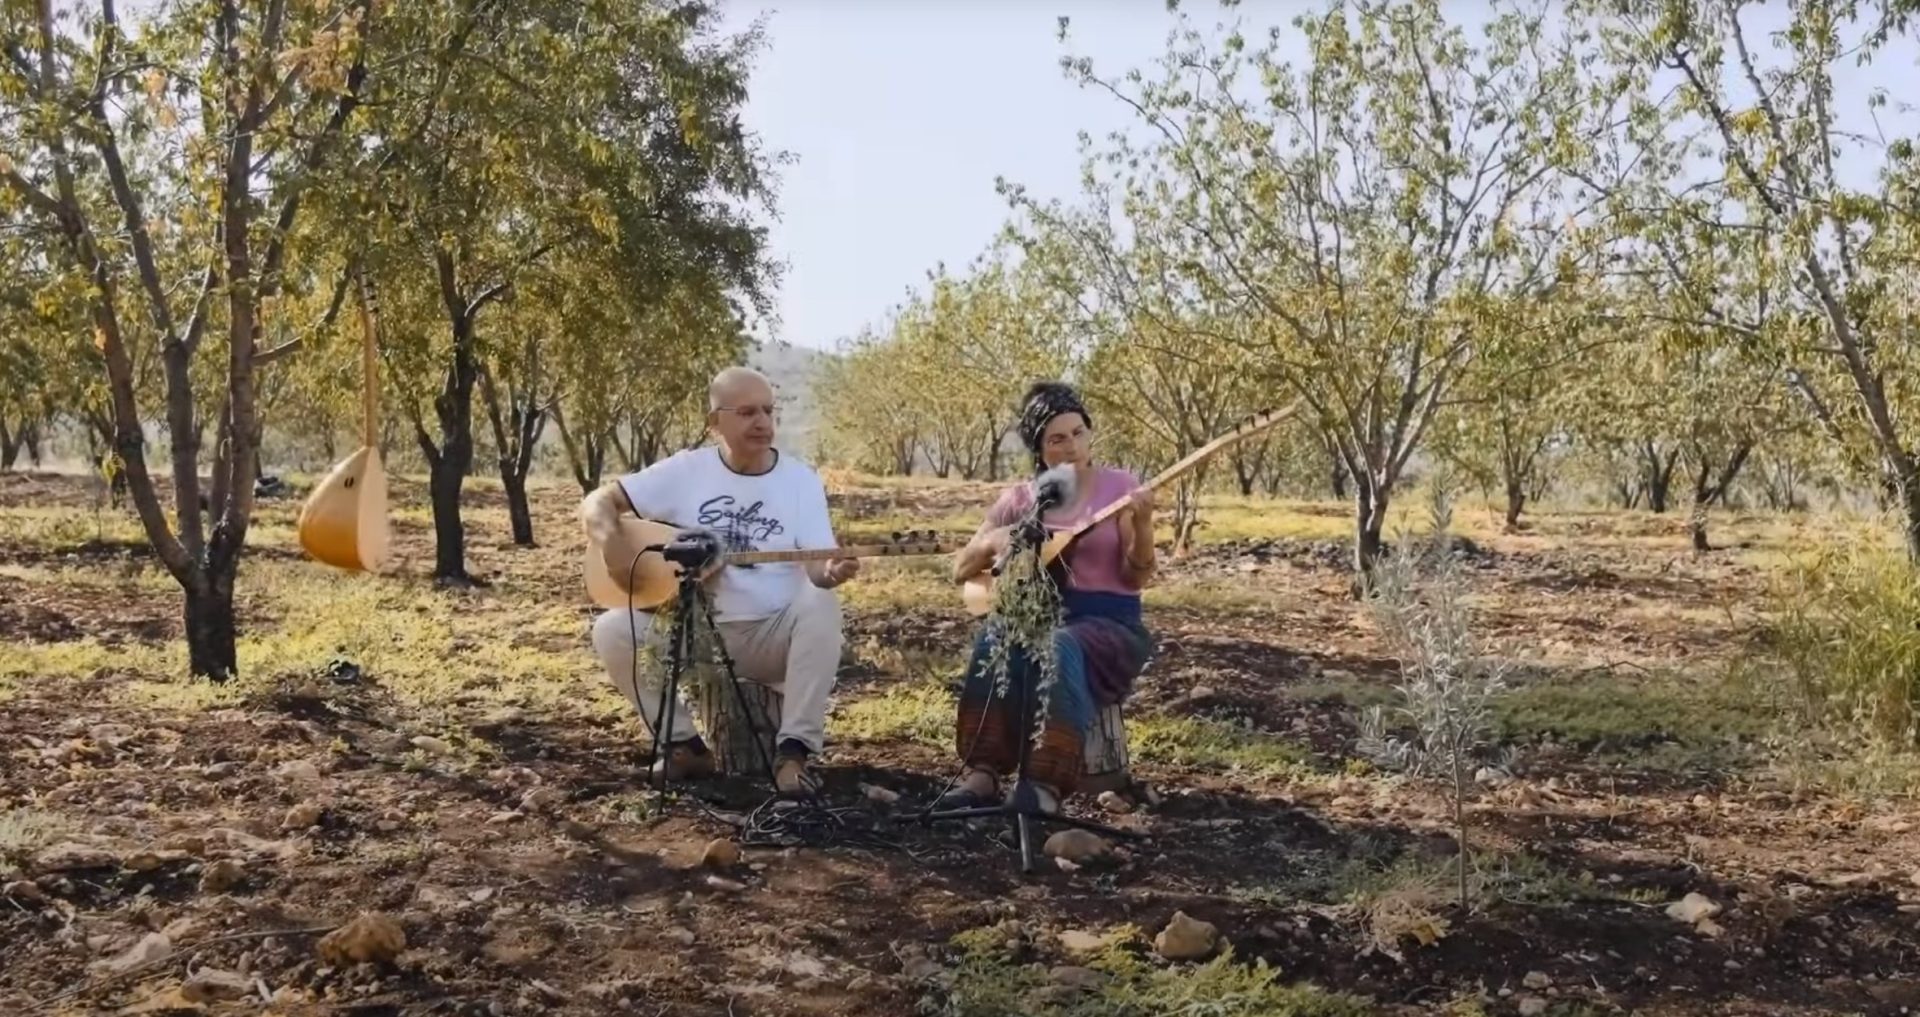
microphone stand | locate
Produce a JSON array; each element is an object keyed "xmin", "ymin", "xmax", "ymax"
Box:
[
  {"xmin": 915, "ymin": 498, "xmax": 1144, "ymax": 874},
  {"xmin": 633, "ymin": 536, "xmax": 779, "ymax": 816}
]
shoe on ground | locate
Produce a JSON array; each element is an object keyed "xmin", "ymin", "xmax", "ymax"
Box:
[
  {"xmin": 650, "ymin": 738, "xmax": 717, "ymax": 781},
  {"xmin": 773, "ymin": 738, "xmax": 820, "ymax": 796}
]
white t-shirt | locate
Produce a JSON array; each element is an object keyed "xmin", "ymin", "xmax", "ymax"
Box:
[{"xmin": 617, "ymin": 446, "xmax": 836, "ymax": 621}]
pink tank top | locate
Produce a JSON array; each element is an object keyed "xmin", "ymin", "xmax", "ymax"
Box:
[{"xmin": 985, "ymin": 467, "xmax": 1143, "ymax": 596}]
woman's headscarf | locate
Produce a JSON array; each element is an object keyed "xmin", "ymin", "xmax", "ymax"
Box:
[{"xmin": 1017, "ymin": 381, "xmax": 1091, "ymax": 472}]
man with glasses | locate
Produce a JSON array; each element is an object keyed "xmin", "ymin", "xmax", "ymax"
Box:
[{"xmin": 582, "ymin": 366, "xmax": 860, "ymax": 795}]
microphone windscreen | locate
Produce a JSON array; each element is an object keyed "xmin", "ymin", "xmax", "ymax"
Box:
[{"xmin": 1033, "ymin": 463, "xmax": 1077, "ymax": 509}]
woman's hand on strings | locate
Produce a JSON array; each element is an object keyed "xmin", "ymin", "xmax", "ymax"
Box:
[
  {"xmin": 1118, "ymin": 487, "xmax": 1154, "ymax": 546},
  {"xmin": 1128, "ymin": 486, "xmax": 1156, "ymax": 524}
]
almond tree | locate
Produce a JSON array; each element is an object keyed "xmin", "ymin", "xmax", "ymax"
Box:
[
  {"xmin": 1018, "ymin": 0, "xmax": 1619, "ymax": 584},
  {"xmin": 343, "ymin": 0, "xmax": 772, "ymax": 583},
  {"xmin": 2, "ymin": 0, "xmax": 378, "ymax": 677},
  {"xmin": 817, "ymin": 324, "xmax": 924, "ymax": 475},
  {"xmin": 549, "ymin": 271, "xmax": 748, "ymax": 492},
  {"xmin": 1583, "ymin": 0, "xmax": 1920, "ymax": 560}
]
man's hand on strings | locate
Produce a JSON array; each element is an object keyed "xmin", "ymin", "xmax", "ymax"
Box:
[{"xmin": 817, "ymin": 556, "xmax": 861, "ymax": 588}]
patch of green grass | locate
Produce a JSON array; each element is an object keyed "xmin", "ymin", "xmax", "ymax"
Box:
[
  {"xmin": 928, "ymin": 922, "xmax": 1368, "ymax": 1017},
  {"xmin": 36, "ymin": 556, "xmax": 611, "ymax": 716},
  {"xmin": 0, "ymin": 505, "xmax": 148, "ymax": 549},
  {"xmin": 836, "ymin": 558, "xmax": 953, "ymax": 614},
  {"xmin": 1190, "ymin": 495, "xmax": 1354, "ymax": 544},
  {"xmin": 1234, "ymin": 841, "xmax": 1658, "ymax": 913},
  {"xmin": 1127, "ymin": 713, "xmax": 1314, "ymax": 778},
  {"xmin": 1282, "ymin": 679, "xmax": 1399, "ymax": 713},
  {"xmin": 1474, "ymin": 851, "xmax": 1665, "ymax": 908},
  {"xmin": 832, "ymin": 680, "xmax": 954, "ymax": 748},
  {"xmin": 1492, "ymin": 674, "xmax": 1765, "ymax": 765},
  {"xmin": 1143, "ymin": 579, "xmax": 1288, "ymax": 615},
  {"xmin": 1, "ymin": 639, "xmax": 183, "ymax": 685},
  {"xmin": 0, "ymin": 561, "xmax": 176, "ymax": 594}
]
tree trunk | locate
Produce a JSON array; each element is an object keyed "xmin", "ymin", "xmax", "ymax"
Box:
[
  {"xmin": 1354, "ymin": 479, "xmax": 1388, "ymax": 592},
  {"xmin": 1614, "ymin": 476, "xmax": 1642, "ymax": 510},
  {"xmin": 1233, "ymin": 452, "xmax": 1258, "ymax": 497},
  {"xmin": 552, "ymin": 404, "xmax": 606, "ymax": 494},
  {"xmin": 0, "ymin": 419, "xmax": 19, "ymax": 471},
  {"xmin": 1230, "ymin": 440, "xmax": 1267, "ymax": 498},
  {"xmin": 1503, "ymin": 478, "xmax": 1525, "ymax": 532},
  {"xmin": 503, "ymin": 472, "xmax": 535, "ymax": 545},
  {"xmin": 986, "ymin": 417, "xmax": 1004, "ymax": 483},
  {"xmin": 428, "ymin": 453, "xmax": 470, "ymax": 582},
  {"xmin": 584, "ymin": 436, "xmax": 605, "ymax": 491},
  {"xmin": 1172, "ymin": 481, "xmax": 1200, "ymax": 556},
  {"xmin": 480, "ymin": 367, "xmax": 540, "ymax": 549},
  {"xmin": 424, "ymin": 315, "xmax": 479, "ymax": 585},
  {"xmin": 1643, "ymin": 443, "xmax": 1678, "ymax": 513},
  {"xmin": 1902, "ymin": 470, "xmax": 1920, "ymax": 566},
  {"xmin": 183, "ymin": 575, "xmax": 238, "ymax": 682},
  {"xmin": 1687, "ymin": 443, "xmax": 1753, "ymax": 555}
]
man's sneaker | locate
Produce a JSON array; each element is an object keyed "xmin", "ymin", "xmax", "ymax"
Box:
[
  {"xmin": 772, "ymin": 738, "xmax": 820, "ymax": 796},
  {"xmin": 650, "ymin": 737, "xmax": 717, "ymax": 781}
]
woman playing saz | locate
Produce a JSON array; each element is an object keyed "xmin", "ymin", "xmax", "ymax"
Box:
[{"xmin": 943, "ymin": 382, "xmax": 1157, "ymax": 814}]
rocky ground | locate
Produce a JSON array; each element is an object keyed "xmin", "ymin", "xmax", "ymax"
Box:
[{"xmin": 1, "ymin": 469, "xmax": 1917, "ymax": 1016}]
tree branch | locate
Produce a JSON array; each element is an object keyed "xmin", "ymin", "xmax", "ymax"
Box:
[{"xmin": 253, "ymin": 269, "xmax": 351, "ymax": 366}]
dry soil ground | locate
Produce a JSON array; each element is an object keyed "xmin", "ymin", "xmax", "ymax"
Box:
[{"xmin": 1, "ymin": 468, "xmax": 1917, "ymax": 1016}]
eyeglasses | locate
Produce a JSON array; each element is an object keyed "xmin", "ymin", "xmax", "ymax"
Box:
[{"xmin": 715, "ymin": 404, "xmax": 777, "ymax": 420}]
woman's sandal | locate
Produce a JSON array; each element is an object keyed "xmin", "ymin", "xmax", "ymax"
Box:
[
  {"xmin": 933, "ymin": 768, "xmax": 999, "ymax": 809},
  {"xmin": 1008, "ymin": 780, "xmax": 1062, "ymax": 816}
]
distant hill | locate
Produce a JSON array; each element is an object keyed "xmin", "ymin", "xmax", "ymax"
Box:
[{"xmin": 750, "ymin": 339, "xmax": 836, "ymax": 459}]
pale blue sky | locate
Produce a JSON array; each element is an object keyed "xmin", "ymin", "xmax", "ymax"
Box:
[
  {"xmin": 722, "ymin": 1, "xmax": 1914, "ymax": 353},
  {"xmin": 721, "ymin": 0, "xmax": 1185, "ymax": 351}
]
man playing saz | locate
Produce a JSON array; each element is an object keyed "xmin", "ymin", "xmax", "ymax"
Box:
[{"xmin": 581, "ymin": 367, "xmax": 861, "ymax": 796}]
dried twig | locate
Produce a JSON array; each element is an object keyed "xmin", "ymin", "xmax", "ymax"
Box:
[{"xmin": 31, "ymin": 923, "xmax": 340, "ymax": 1012}]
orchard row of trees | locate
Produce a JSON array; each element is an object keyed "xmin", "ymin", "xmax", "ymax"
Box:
[
  {"xmin": 819, "ymin": 0, "xmax": 1920, "ymax": 576},
  {"xmin": 1, "ymin": 0, "xmax": 772, "ymax": 676}
]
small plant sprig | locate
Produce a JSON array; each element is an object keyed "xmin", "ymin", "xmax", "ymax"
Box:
[
  {"xmin": 979, "ymin": 532, "xmax": 1064, "ymax": 750},
  {"xmin": 1357, "ymin": 475, "xmax": 1510, "ymax": 912}
]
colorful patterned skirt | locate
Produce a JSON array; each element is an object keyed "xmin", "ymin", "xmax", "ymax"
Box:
[{"xmin": 955, "ymin": 590, "xmax": 1153, "ymax": 795}]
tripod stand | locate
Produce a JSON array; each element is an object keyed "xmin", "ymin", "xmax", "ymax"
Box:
[
  {"xmin": 627, "ymin": 536, "xmax": 778, "ymax": 813},
  {"xmin": 915, "ymin": 513, "xmax": 1145, "ymax": 874}
]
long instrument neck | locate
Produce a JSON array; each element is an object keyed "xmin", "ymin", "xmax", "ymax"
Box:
[
  {"xmin": 726, "ymin": 544, "xmax": 942, "ymax": 565},
  {"xmin": 1059, "ymin": 402, "xmax": 1301, "ymax": 540},
  {"xmin": 356, "ymin": 267, "xmax": 380, "ymax": 449}
]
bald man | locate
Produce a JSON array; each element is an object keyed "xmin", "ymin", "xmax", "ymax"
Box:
[{"xmin": 581, "ymin": 367, "xmax": 860, "ymax": 795}]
